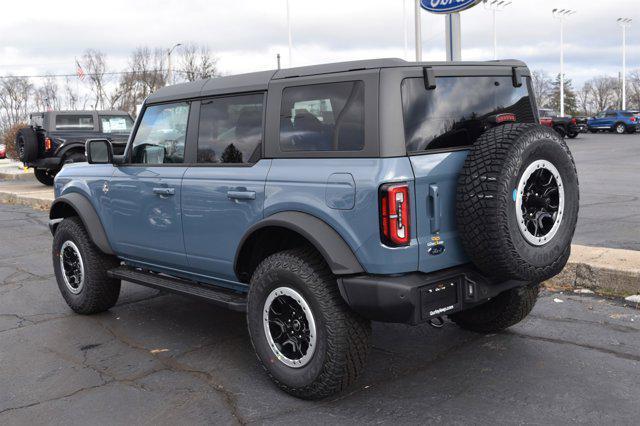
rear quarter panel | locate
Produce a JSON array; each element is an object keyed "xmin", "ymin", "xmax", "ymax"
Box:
[{"xmin": 264, "ymin": 158, "xmax": 419, "ymax": 274}]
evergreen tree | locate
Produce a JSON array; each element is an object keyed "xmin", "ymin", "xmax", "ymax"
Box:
[
  {"xmin": 221, "ymin": 143, "xmax": 243, "ymax": 163},
  {"xmin": 549, "ymin": 73, "xmax": 578, "ymax": 116}
]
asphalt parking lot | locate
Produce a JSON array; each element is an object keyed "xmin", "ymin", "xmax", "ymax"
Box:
[
  {"xmin": 0, "ymin": 131, "xmax": 639, "ymax": 424},
  {"xmin": 567, "ymin": 132, "xmax": 640, "ymax": 251}
]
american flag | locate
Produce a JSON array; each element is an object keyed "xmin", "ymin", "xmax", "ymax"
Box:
[{"xmin": 75, "ymin": 59, "xmax": 85, "ymax": 81}]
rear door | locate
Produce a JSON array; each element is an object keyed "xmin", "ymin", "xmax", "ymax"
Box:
[
  {"xmin": 398, "ymin": 69, "xmax": 536, "ymax": 273},
  {"xmin": 181, "ymin": 93, "xmax": 270, "ymax": 282}
]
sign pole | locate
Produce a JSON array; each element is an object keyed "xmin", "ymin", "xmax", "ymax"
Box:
[
  {"xmin": 445, "ymin": 13, "xmax": 462, "ymax": 61},
  {"xmin": 415, "ymin": 0, "xmax": 422, "ymax": 61}
]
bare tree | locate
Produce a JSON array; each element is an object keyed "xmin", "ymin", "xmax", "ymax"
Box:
[
  {"xmin": 179, "ymin": 44, "xmax": 219, "ymax": 82},
  {"xmin": 587, "ymin": 75, "xmax": 619, "ymax": 113},
  {"xmin": 627, "ymin": 70, "xmax": 640, "ymax": 111},
  {"xmin": 576, "ymin": 82, "xmax": 593, "ymax": 116},
  {"xmin": 33, "ymin": 75, "xmax": 61, "ymax": 111},
  {"xmin": 0, "ymin": 76, "xmax": 33, "ymax": 133},
  {"xmin": 531, "ymin": 69, "xmax": 553, "ymax": 108},
  {"xmin": 81, "ymin": 49, "xmax": 108, "ymax": 109},
  {"xmin": 113, "ymin": 47, "xmax": 167, "ymax": 115}
]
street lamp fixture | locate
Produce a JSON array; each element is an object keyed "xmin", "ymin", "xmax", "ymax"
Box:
[
  {"xmin": 167, "ymin": 43, "xmax": 182, "ymax": 86},
  {"xmin": 618, "ymin": 18, "xmax": 632, "ymax": 110},
  {"xmin": 552, "ymin": 8, "xmax": 576, "ymax": 117},
  {"xmin": 483, "ymin": 0, "xmax": 512, "ymax": 60}
]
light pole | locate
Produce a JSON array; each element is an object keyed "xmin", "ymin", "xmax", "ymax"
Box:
[
  {"xmin": 553, "ymin": 8, "xmax": 575, "ymax": 117},
  {"xmin": 286, "ymin": 0, "xmax": 293, "ymax": 67},
  {"xmin": 166, "ymin": 43, "xmax": 182, "ymax": 86},
  {"xmin": 618, "ymin": 18, "xmax": 632, "ymax": 110},
  {"xmin": 414, "ymin": 0, "xmax": 422, "ymax": 61},
  {"xmin": 484, "ymin": 0, "xmax": 511, "ymax": 60}
]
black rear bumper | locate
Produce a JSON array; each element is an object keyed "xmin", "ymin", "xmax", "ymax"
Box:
[{"xmin": 337, "ymin": 265, "xmax": 528, "ymax": 325}]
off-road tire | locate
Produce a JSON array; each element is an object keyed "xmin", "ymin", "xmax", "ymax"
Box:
[
  {"xmin": 33, "ymin": 168, "xmax": 55, "ymax": 186},
  {"xmin": 52, "ymin": 217, "xmax": 121, "ymax": 314},
  {"xmin": 15, "ymin": 128, "xmax": 38, "ymax": 163},
  {"xmin": 247, "ymin": 248, "xmax": 371, "ymax": 400},
  {"xmin": 450, "ymin": 284, "xmax": 539, "ymax": 333},
  {"xmin": 456, "ymin": 123, "xmax": 579, "ymax": 282},
  {"xmin": 567, "ymin": 131, "xmax": 578, "ymax": 139}
]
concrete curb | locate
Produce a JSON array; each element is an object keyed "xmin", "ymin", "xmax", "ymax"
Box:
[
  {"xmin": 0, "ymin": 171, "xmax": 34, "ymax": 181},
  {"xmin": 545, "ymin": 245, "xmax": 640, "ymax": 297},
  {"xmin": 0, "ymin": 188, "xmax": 637, "ymax": 296},
  {"xmin": 0, "ymin": 191, "xmax": 52, "ymax": 211}
]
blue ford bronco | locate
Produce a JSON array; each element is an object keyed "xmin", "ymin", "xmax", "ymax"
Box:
[{"xmin": 49, "ymin": 59, "xmax": 579, "ymax": 399}]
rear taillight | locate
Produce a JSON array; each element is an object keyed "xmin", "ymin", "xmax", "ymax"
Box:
[
  {"xmin": 631, "ymin": 117, "xmax": 637, "ymax": 123},
  {"xmin": 379, "ymin": 182, "xmax": 410, "ymax": 246},
  {"xmin": 44, "ymin": 137, "xmax": 52, "ymax": 151},
  {"xmin": 571, "ymin": 118, "xmax": 577, "ymax": 124}
]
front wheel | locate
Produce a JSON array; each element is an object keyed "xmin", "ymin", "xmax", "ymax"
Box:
[
  {"xmin": 52, "ymin": 217, "xmax": 121, "ymax": 314},
  {"xmin": 247, "ymin": 248, "xmax": 371, "ymax": 400}
]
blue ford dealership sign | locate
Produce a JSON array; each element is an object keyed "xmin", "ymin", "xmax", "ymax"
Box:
[{"xmin": 420, "ymin": 0, "xmax": 482, "ymax": 14}]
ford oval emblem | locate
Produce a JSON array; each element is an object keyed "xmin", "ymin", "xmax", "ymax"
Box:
[
  {"xmin": 420, "ymin": 0, "xmax": 482, "ymax": 14},
  {"xmin": 428, "ymin": 244, "xmax": 446, "ymax": 256}
]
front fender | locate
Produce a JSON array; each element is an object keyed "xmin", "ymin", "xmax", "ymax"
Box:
[{"xmin": 49, "ymin": 192, "xmax": 114, "ymax": 255}]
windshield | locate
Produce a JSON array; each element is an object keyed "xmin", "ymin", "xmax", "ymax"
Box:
[
  {"xmin": 402, "ymin": 76, "xmax": 535, "ymax": 152},
  {"xmin": 100, "ymin": 115, "xmax": 134, "ymax": 133}
]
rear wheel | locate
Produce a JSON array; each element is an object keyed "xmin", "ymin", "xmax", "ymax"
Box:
[
  {"xmin": 247, "ymin": 248, "xmax": 371, "ymax": 399},
  {"xmin": 450, "ymin": 284, "xmax": 539, "ymax": 333},
  {"xmin": 33, "ymin": 168, "xmax": 55, "ymax": 186},
  {"xmin": 52, "ymin": 217, "xmax": 121, "ymax": 314},
  {"xmin": 614, "ymin": 123, "xmax": 626, "ymax": 134}
]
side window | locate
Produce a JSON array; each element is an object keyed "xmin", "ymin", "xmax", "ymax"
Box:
[
  {"xmin": 279, "ymin": 81, "xmax": 364, "ymax": 152},
  {"xmin": 605, "ymin": 111, "xmax": 617, "ymax": 117},
  {"xmin": 596, "ymin": 112, "xmax": 605, "ymax": 118},
  {"xmin": 130, "ymin": 102, "xmax": 189, "ymax": 164},
  {"xmin": 197, "ymin": 93, "xmax": 264, "ymax": 164},
  {"xmin": 55, "ymin": 114, "xmax": 94, "ymax": 130},
  {"xmin": 100, "ymin": 115, "xmax": 134, "ymax": 133}
]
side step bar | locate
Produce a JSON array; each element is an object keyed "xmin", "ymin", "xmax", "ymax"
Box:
[{"xmin": 108, "ymin": 266, "xmax": 246, "ymax": 312}]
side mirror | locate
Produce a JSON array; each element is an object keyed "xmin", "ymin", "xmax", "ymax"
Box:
[{"xmin": 85, "ymin": 139, "xmax": 113, "ymax": 164}]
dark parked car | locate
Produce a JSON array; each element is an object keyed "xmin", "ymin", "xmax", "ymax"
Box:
[
  {"xmin": 587, "ymin": 110, "xmax": 639, "ymax": 134},
  {"xmin": 49, "ymin": 59, "xmax": 579, "ymax": 399},
  {"xmin": 15, "ymin": 110, "xmax": 134, "ymax": 185},
  {"xmin": 538, "ymin": 108, "xmax": 579, "ymax": 138}
]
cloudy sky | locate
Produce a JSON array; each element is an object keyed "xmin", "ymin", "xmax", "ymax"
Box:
[{"xmin": 1, "ymin": 0, "xmax": 638, "ymax": 87}]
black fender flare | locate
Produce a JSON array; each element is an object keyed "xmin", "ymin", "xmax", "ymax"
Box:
[
  {"xmin": 56, "ymin": 142, "xmax": 86, "ymax": 159},
  {"xmin": 235, "ymin": 211, "xmax": 364, "ymax": 276},
  {"xmin": 49, "ymin": 193, "xmax": 114, "ymax": 255}
]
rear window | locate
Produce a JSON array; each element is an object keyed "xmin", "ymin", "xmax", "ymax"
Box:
[
  {"xmin": 55, "ymin": 114, "xmax": 94, "ymax": 130},
  {"xmin": 279, "ymin": 81, "xmax": 364, "ymax": 152},
  {"xmin": 401, "ymin": 76, "xmax": 535, "ymax": 152},
  {"xmin": 100, "ymin": 115, "xmax": 134, "ymax": 133}
]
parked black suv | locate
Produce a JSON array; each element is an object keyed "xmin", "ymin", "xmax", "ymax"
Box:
[{"xmin": 16, "ymin": 110, "xmax": 133, "ymax": 185}]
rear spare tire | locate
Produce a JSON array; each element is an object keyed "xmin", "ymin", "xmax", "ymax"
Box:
[
  {"xmin": 456, "ymin": 124, "xmax": 579, "ymax": 282},
  {"xmin": 15, "ymin": 128, "xmax": 39, "ymax": 163}
]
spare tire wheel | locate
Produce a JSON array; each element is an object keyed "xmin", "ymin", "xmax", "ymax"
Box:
[
  {"xmin": 456, "ymin": 124, "xmax": 579, "ymax": 282},
  {"xmin": 16, "ymin": 128, "xmax": 39, "ymax": 163}
]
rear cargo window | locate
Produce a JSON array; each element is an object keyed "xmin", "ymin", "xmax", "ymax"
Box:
[
  {"xmin": 401, "ymin": 76, "xmax": 534, "ymax": 153},
  {"xmin": 55, "ymin": 115, "xmax": 94, "ymax": 130},
  {"xmin": 280, "ymin": 81, "xmax": 364, "ymax": 152}
]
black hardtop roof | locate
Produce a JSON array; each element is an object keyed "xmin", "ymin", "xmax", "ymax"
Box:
[
  {"xmin": 146, "ymin": 58, "xmax": 528, "ymax": 104},
  {"xmin": 31, "ymin": 110, "xmax": 131, "ymax": 116}
]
